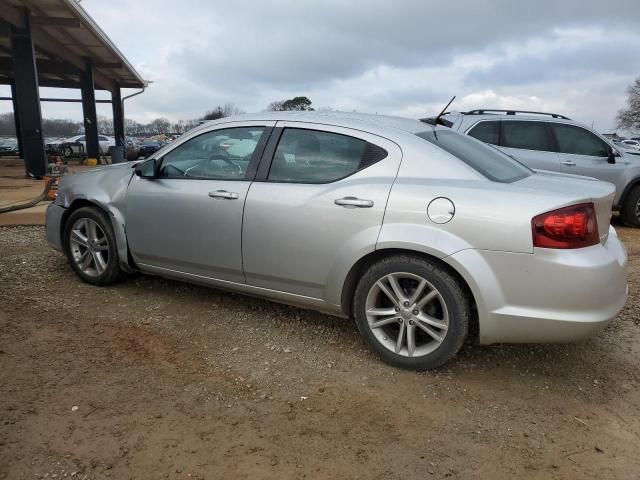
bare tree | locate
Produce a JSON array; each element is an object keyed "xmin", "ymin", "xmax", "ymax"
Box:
[
  {"xmin": 202, "ymin": 103, "xmax": 243, "ymax": 120},
  {"xmin": 149, "ymin": 117, "xmax": 171, "ymax": 135},
  {"xmin": 616, "ymin": 76, "xmax": 640, "ymax": 133},
  {"xmin": 266, "ymin": 100, "xmax": 285, "ymax": 112}
]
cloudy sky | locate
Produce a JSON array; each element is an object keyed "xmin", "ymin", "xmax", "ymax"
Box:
[{"xmin": 2, "ymin": 0, "xmax": 640, "ymax": 131}]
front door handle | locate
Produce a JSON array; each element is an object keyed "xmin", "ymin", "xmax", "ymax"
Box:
[
  {"xmin": 334, "ymin": 197, "xmax": 374, "ymax": 208},
  {"xmin": 562, "ymin": 161, "xmax": 576, "ymax": 167},
  {"xmin": 209, "ymin": 190, "xmax": 239, "ymax": 200}
]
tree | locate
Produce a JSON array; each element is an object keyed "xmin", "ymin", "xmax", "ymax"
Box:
[
  {"xmin": 149, "ymin": 117, "xmax": 171, "ymax": 135},
  {"xmin": 266, "ymin": 100, "xmax": 285, "ymax": 112},
  {"xmin": 616, "ymin": 76, "xmax": 640, "ymax": 133},
  {"xmin": 202, "ymin": 103, "xmax": 243, "ymax": 120},
  {"xmin": 266, "ymin": 96, "xmax": 314, "ymax": 111}
]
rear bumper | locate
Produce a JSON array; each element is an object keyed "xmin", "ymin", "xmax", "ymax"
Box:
[
  {"xmin": 45, "ymin": 203, "xmax": 66, "ymax": 252},
  {"xmin": 446, "ymin": 226, "xmax": 628, "ymax": 344}
]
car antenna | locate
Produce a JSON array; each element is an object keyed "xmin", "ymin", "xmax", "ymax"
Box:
[{"xmin": 431, "ymin": 95, "xmax": 455, "ymax": 140}]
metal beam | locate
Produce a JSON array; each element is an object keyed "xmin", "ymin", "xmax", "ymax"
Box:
[
  {"xmin": 10, "ymin": 11, "xmax": 46, "ymax": 178},
  {"xmin": 10, "ymin": 81, "xmax": 23, "ymax": 158},
  {"xmin": 111, "ymin": 86, "xmax": 124, "ymax": 151},
  {"xmin": 30, "ymin": 16, "xmax": 81, "ymax": 28},
  {"xmin": 81, "ymin": 58, "xmax": 99, "ymax": 160}
]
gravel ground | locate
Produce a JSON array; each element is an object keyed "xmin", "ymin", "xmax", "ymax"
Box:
[{"xmin": 1, "ymin": 225, "xmax": 639, "ymax": 479}]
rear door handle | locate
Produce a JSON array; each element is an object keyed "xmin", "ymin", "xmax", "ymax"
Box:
[
  {"xmin": 334, "ymin": 197, "xmax": 374, "ymax": 208},
  {"xmin": 209, "ymin": 190, "xmax": 239, "ymax": 200},
  {"xmin": 562, "ymin": 161, "xmax": 576, "ymax": 167}
]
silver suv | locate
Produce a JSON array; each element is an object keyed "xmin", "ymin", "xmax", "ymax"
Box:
[{"xmin": 429, "ymin": 109, "xmax": 640, "ymax": 226}]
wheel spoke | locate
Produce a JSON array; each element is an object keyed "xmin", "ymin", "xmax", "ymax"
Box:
[
  {"xmin": 71, "ymin": 229, "xmax": 88, "ymax": 247},
  {"xmin": 415, "ymin": 320, "xmax": 444, "ymax": 343},
  {"xmin": 94, "ymin": 237, "xmax": 109, "ymax": 252},
  {"xmin": 387, "ymin": 274, "xmax": 406, "ymax": 303},
  {"xmin": 87, "ymin": 220, "xmax": 99, "ymax": 243},
  {"xmin": 395, "ymin": 321, "xmax": 406, "ymax": 353},
  {"xmin": 415, "ymin": 289, "xmax": 438, "ymax": 310},
  {"xmin": 92, "ymin": 251, "xmax": 107, "ymax": 274},
  {"xmin": 81, "ymin": 250, "xmax": 93, "ymax": 269},
  {"xmin": 408, "ymin": 279, "xmax": 427, "ymax": 305},
  {"xmin": 416, "ymin": 312, "xmax": 448, "ymax": 331},
  {"xmin": 406, "ymin": 324, "xmax": 416, "ymax": 357},
  {"xmin": 367, "ymin": 307, "xmax": 397, "ymax": 317},
  {"xmin": 371, "ymin": 316, "xmax": 400, "ymax": 329},
  {"xmin": 376, "ymin": 280, "xmax": 400, "ymax": 307}
]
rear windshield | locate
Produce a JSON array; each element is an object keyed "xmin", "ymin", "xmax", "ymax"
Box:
[{"xmin": 416, "ymin": 130, "xmax": 532, "ymax": 183}]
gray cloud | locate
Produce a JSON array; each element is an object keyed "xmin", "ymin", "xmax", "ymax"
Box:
[{"xmin": 1, "ymin": 0, "xmax": 639, "ymax": 131}]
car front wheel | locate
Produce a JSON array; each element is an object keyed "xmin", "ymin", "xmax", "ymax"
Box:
[
  {"xmin": 63, "ymin": 207, "xmax": 124, "ymax": 285},
  {"xmin": 354, "ymin": 255, "xmax": 470, "ymax": 370}
]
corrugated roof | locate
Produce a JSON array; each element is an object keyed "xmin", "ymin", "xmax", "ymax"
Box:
[{"xmin": 0, "ymin": 0, "xmax": 146, "ymax": 90}]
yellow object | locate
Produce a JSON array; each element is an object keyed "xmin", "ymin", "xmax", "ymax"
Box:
[{"xmin": 86, "ymin": 158, "xmax": 98, "ymax": 166}]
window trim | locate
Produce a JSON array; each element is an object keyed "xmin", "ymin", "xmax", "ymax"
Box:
[
  {"xmin": 255, "ymin": 127, "xmax": 388, "ymax": 185},
  {"xmin": 156, "ymin": 126, "xmax": 273, "ymax": 181}
]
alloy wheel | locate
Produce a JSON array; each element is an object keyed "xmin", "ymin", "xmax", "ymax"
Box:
[
  {"xmin": 365, "ymin": 272, "xmax": 449, "ymax": 357},
  {"xmin": 69, "ymin": 218, "xmax": 110, "ymax": 277}
]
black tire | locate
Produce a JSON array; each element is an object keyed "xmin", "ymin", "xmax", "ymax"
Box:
[
  {"xmin": 353, "ymin": 255, "xmax": 470, "ymax": 370},
  {"xmin": 63, "ymin": 146, "xmax": 73, "ymax": 159},
  {"xmin": 621, "ymin": 185, "xmax": 640, "ymax": 228},
  {"xmin": 63, "ymin": 206, "xmax": 125, "ymax": 286}
]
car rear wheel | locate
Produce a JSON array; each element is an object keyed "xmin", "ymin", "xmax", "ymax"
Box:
[
  {"xmin": 354, "ymin": 255, "xmax": 469, "ymax": 370},
  {"xmin": 63, "ymin": 207, "xmax": 124, "ymax": 285},
  {"xmin": 621, "ymin": 185, "xmax": 640, "ymax": 228}
]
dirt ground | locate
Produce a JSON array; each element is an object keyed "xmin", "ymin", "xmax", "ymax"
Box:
[{"xmin": 1, "ymin": 225, "xmax": 639, "ymax": 479}]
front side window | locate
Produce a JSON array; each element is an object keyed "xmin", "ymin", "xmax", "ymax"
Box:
[
  {"xmin": 416, "ymin": 130, "xmax": 531, "ymax": 183},
  {"xmin": 268, "ymin": 129, "xmax": 387, "ymax": 183},
  {"xmin": 501, "ymin": 120, "xmax": 553, "ymax": 152},
  {"xmin": 551, "ymin": 124, "xmax": 609, "ymax": 157},
  {"xmin": 159, "ymin": 127, "xmax": 265, "ymax": 179},
  {"xmin": 467, "ymin": 121, "xmax": 499, "ymax": 145}
]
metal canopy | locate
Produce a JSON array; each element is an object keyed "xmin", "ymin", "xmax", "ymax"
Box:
[{"xmin": 0, "ymin": 0, "xmax": 145, "ymax": 90}]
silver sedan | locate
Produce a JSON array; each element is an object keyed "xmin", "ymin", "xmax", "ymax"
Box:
[{"xmin": 45, "ymin": 112, "xmax": 628, "ymax": 370}]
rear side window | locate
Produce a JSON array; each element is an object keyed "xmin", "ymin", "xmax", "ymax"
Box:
[
  {"xmin": 501, "ymin": 120, "xmax": 553, "ymax": 152},
  {"xmin": 416, "ymin": 130, "xmax": 531, "ymax": 183},
  {"xmin": 268, "ymin": 128, "xmax": 387, "ymax": 183},
  {"xmin": 550, "ymin": 123, "xmax": 609, "ymax": 157},
  {"xmin": 467, "ymin": 121, "xmax": 499, "ymax": 145}
]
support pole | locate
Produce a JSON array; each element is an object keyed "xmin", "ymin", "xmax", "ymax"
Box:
[
  {"xmin": 80, "ymin": 58, "xmax": 99, "ymax": 162},
  {"xmin": 10, "ymin": 81, "xmax": 23, "ymax": 159},
  {"xmin": 111, "ymin": 86, "xmax": 124, "ymax": 145},
  {"xmin": 10, "ymin": 11, "xmax": 46, "ymax": 178}
]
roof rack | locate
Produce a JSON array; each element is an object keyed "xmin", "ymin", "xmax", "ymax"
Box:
[{"xmin": 464, "ymin": 109, "xmax": 570, "ymax": 120}]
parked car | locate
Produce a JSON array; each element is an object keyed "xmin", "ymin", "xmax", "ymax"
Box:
[
  {"xmin": 426, "ymin": 109, "xmax": 640, "ymax": 227},
  {"xmin": 45, "ymin": 112, "xmax": 628, "ymax": 370},
  {"xmin": 60, "ymin": 134, "xmax": 116, "ymax": 158},
  {"xmin": 0, "ymin": 138, "xmax": 18, "ymax": 156},
  {"xmin": 621, "ymin": 139, "xmax": 640, "ymax": 150},
  {"xmin": 137, "ymin": 140, "xmax": 164, "ymax": 158}
]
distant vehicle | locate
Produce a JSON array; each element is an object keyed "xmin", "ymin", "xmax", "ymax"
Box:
[
  {"xmin": 138, "ymin": 140, "xmax": 164, "ymax": 158},
  {"xmin": 427, "ymin": 109, "xmax": 640, "ymax": 227},
  {"xmin": 60, "ymin": 134, "xmax": 116, "ymax": 158},
  {"xmin": 622, "ymin": 140, "xmax": 640, "ymax": 150},
  {"xmin": 0, "ymin": 138, "xmax": 18, "ymax": 156},
  {"xmin": 45, "ymin": 112, "xmax": 628, "ymax": 370}
]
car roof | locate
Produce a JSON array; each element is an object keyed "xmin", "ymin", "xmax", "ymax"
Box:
[{"xmin": 200, "ymin": 111, "xmax": 436, "ymax": 137}]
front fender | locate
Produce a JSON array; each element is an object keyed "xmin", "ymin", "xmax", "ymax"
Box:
[{"xmin": 57, "ymin": 164, "xmax": 135, "ymax": 271}]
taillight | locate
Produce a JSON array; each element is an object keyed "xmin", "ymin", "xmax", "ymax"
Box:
[{"xmin": 532, "ymin": 203, "xmax": 599, "ymax": 249}]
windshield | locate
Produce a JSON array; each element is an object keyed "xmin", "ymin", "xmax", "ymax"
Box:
[{"xmin": 416, "ymin": 130, "xmax": 532, "ymax": 183}]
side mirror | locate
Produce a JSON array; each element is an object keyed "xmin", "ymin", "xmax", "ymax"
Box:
[
  {"xmin": 607, "ymin": 147, "xmax": 617, "ymax": 164},
  {"xmin": 134, "ymin": 158, "xmax": 157, "ymax": 178}
]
